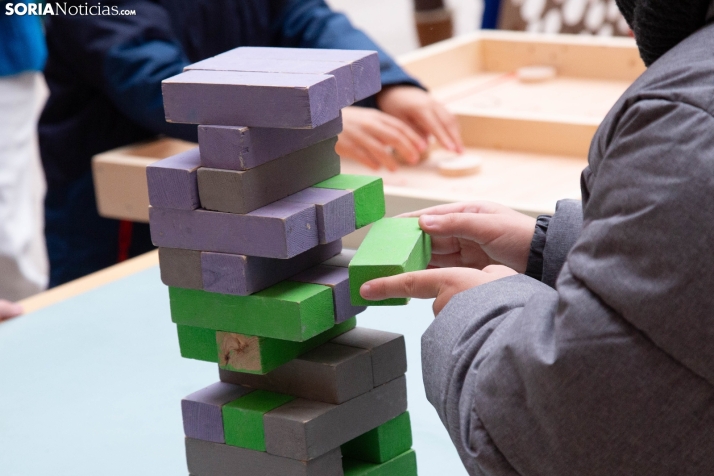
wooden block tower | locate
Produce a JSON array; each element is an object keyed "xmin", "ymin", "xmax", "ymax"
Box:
[{"xmin": 148, "ymin": 47, "xmax": 429, "ymax": 476}]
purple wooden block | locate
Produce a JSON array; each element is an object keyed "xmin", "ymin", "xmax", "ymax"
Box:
[
  {"xmin": 223, "ymin": 47, "xmax": 382, "ymax": 101},
  {"xmin": 181, "ymin": 382, "xmax": 253, "ymax": 443},
  {"xmin": 198, "ymin": 117, "xmax": 343, "ymax": 171},
  {"xmin": 202, "ymin": 240, "xmax": 342, "ymax": 296},
  {"xmin": 149, "ymin": 200, "xmax": 318, "ymax": 259},
  {"xmin": 186, "ymin": 56, "xmax": 354, "ymax": 109},
  {"xmin": 283, "ymin": 188, "xmax": 355, "ymax": 244},
  {"xmin": 162, "ymin": 70, "xmax": 339, "ymax": 129},
  {"xmin": 291, "ymin": 265, "xmax": 366, "ymax": 323},
  {"xmin": 146, "ymin": 148, "xmax": 200, "ymax": 210}
]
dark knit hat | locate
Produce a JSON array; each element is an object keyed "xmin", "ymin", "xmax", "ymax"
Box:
[{"xmin": 615, "ymin": 0, "xmax": 712, "ymax": 66}]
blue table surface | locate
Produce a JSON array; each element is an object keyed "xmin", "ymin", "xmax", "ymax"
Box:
[{"xmin": 0, "ymin": 266, "xmax": 467, "ymax": 476}]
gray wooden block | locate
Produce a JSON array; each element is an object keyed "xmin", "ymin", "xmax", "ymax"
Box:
[
  {"xmin": 149, "ymin": 201, "xmax": 318, "ymax": 259},
  {"xmin": 202, "ymin": 240, "xmax": 342, "ymax": 296},
  {"xmin": 219, "ymin": 342, "xmax": 373, "ymax": 404},
  {"xmin": 181, "ymin": 382, "xmax": 253, "ymax": 443},
  {"xmin": 224, "ymin": 47, "xmax": 382, "ymax": 101},
  {"xmin": 162, "ymin": 70, "xmax": 339, "ymax": 129},
  {"xmin": 264, "ymin": 375, "xmax": 407, "ymax": 461},
  {"xmin": 187, "ymin": 56, "xmax": 355, "ymax": 109},
  {"xmin": 159, "ymin": 248, "xmax": 203, "ymax": 289},
  {"xmin": 291, "ymin": 265, "xmax": 366, "ymax": 323},
  {"xmin": 198, "ymin": 117, "xmax": 343, "ymax": 171},
  {"xmin": 185, "ymin": 438, "xmax": 343, "ymax": 476},
  {"xmin": 197, "ymin": 138, "xmax": 340, "ymax": 215},
  {"xmin": 331, "ymin": 328, "xmax": 407, "ymax": 387},
  {"xmin": 283, "ymin": 188, "xmax": 355, "ymax": 244},
  {"xmin": 322, "ymin": 249, "xmax": 356, "ymax": 268},
  {"xmin": 146, "ymin": 147, "xmax": 201, "ymax": 210}
]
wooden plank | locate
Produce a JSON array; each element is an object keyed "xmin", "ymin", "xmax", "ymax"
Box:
[
  {"xmin": 348, "ymin": 218, "xmax": 431, "ymax": 306},
  {"xmin": 218, "ymin": 47, "xmax": 382, "ymax": 101},
  {"xmin": 343, "ymin": 449, "xmax": 418, "ymax": 476},
  {"xmin": 187, "ymin": 56, "xmax": 355, "ymax": 109},
  {"xmin": 217, "ymin": 318, "xmax": 357, "ymax": 374},
  {"xmin": 291, "ymin": 265, "xmax": 366, "ymax": 323},
  {"xmin": 197, "ymin": 117, "xmax": 342, "ymax": 171},
  {"xmin": 314, "ymin": 175, "xmax": 385, "ymax": 229},
  {"xmin": 331, "ymin": 328, "xmax": 407, "ymax": 387},
  {"xmin": 181, "ymin": 382, "xmax": 253, "ymax": 443},
  {"xmin": 219, "ymin": 341, "xmax": 373, "ymax": 404},
  {"xmin": 197, "ymin": 138, "xmax": 340, "ymax": 214},
  {"xmin": 201, "ymin": 240, "xmax": 342, "ymax": 296},
  {"xmin": 185, "ymin": 438, "xmax": 344, "ymax": 476},
  {"xmin": 92, "ymin": 138, "xmax": 196, "ymax": 222},
  {"xmin": 341, "ymin": 412, "xmax": 413, "ymax": 464},
  {"xmin": 159, "ymin": 241, "xmax": 341, "ymax": 295},
  {"xmin": 222, "ymin": 390, "xmax": 295, "ymax": 451},
  {"xmin": 17, "ymin": 251, "xmax": 158, "ymax": 316},
  {"xmin": 162, "ymin": 70, "xmax": 340, "ymax": 129},
  {"xmin": 283, "ymin": 188, "xmax": 355, "ymax": 244},
  {"xmin": 146, "ymin": 147, "xmax": 201, "ymax": 210},
  {"xmin": 159, "ymin": 248, "xmax": 203, "ymax": 290},
  {"xmin": 149, "ymin": 200, "xmax": 318, "ymax": 259},
  {"xmin": 169, "ymin": 281, "xmax": 334, "ymax": 342},
  {"xmin": 263, "ymin": 375, "xmax": 407, "ymax": 461}
]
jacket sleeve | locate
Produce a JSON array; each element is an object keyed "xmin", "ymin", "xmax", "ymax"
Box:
[
  {"xmin": 524, "ymin": 199, "xmax": 583, "ymax": 287},
  {"xmin": 272, "ymin": 0, "xmax": 423, "ymax": 106},
  {"xmin": 423, "ymin": 99, "xmax": 714, "ymax": 475},
  {"xmin": 44, "ymin": 0, "xmax": 196, "ymax": 141}
]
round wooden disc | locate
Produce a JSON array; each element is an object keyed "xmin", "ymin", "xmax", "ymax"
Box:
[
  {"xmin": 437, "ymin": 154, "xmax": 483, "ymax": 177},
  {"xmin": 516, "ymin": 65, "xmax": 557, "ymax": 83}
]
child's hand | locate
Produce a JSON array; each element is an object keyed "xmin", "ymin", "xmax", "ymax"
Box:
[
  {"xmin": 376, "ymin": 85, "xmax": 463, "ymax": 154},
  {"xmin": 0, "ymin": 300, "xmax": 23, "ymax": 322},
  {"xmin": 338, "ymin": 106, "xmax": 427, "ymax": 171},
  {"xmin": 360, "ymin": 265, "xmax": 517, "ymax": 315},
  {"xmin": 400, "ymin": 202, "xmax": 536, "ymax": 273}
]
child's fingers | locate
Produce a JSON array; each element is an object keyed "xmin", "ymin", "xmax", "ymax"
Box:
[{"xmin": 359, "ymin": 269, "xmax": 446, "ymax": 301}]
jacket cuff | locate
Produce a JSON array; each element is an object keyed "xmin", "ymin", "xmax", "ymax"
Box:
[
  {"xmin": 525, "ymin": 214, "xmax": 551, "ymax": 281},
  {"xmin": 542, "ymin": 199, "xmax": 583, "ymax": 287}
]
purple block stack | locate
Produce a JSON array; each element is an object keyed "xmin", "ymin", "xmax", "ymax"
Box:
[{"xmin": 145, "ymin": 47, "xmax": 418, "ymax": 476}]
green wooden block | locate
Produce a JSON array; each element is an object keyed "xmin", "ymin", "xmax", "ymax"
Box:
[
  {"xmin": 349, "ymin": 218, "xmax": 431, "ymax": 306},
  {"xmin": 314, "ymin": 175, "xmax": 385, "ymax": 228},
  {"xmin": 177, "ymin": 325, "xmax": 218, "ymax": 362},
  {"xmin": 169, "ymin": 281, "xmax": 334, "ymax": 341},
  {"xmin": 342, "ymin": 412, "xmax": 412, "ymax": 464},
  {"xmin": 222, "ymin": 390, "xmax": 295, "ymax": 451},
  {"xmin": 218, "ymin": 317, "xmax": 357, "ymax": 374},
  {"xmin": 343, "ymin": 449, "xmax": 418, "ymax": 476}
]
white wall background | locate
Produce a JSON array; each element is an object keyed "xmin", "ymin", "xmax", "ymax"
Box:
[{"xmin": 325, "ymin": 0, "xmax": 484, "ymax": 56}]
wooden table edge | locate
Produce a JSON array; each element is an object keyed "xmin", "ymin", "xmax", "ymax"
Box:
[{"xmin": 15, "ymin": 250, "xmax": 160, "ymax": 316}]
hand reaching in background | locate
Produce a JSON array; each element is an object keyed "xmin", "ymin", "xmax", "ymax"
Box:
[
  {"xmin": 376, "ymin": 85, "xmax": 463, "ymax": 155},
  {"xmin": 337, "ymin": 86, "xmax": 463, "ymax": 171},
  {"xmin": 0, "ymin": 299, "xmax": 23, "ymax": 322}
]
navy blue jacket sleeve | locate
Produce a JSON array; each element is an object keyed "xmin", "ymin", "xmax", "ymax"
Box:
[
  {"xmin": 46, "ymin": 0, "xmax": 421, "ymax": 142},
  {"xmin": 272, "ymin": 0, "xmax": 423, "ymax": 102},
  {"xmin": 43, "ymin": 0, "xmax": 197, "ymax": 141}
]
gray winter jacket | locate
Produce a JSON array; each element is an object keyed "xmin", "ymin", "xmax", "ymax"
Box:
[{"xmin": 422, "ymin": 23, "xmax": 714, "ymax": 475}]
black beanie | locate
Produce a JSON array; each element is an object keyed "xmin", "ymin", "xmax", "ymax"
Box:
[{"xmin": 615, "ymin": 0, "xmax": 711, "ymax": 66}]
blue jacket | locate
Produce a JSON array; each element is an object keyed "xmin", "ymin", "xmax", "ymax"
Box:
[
  {"xmin": 0, "ymin": 2, "xmax": 46, "ymax": 76},
  {"xmin": 39, "ymin": 0, "xmax": 420, "ymax": 184}
]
